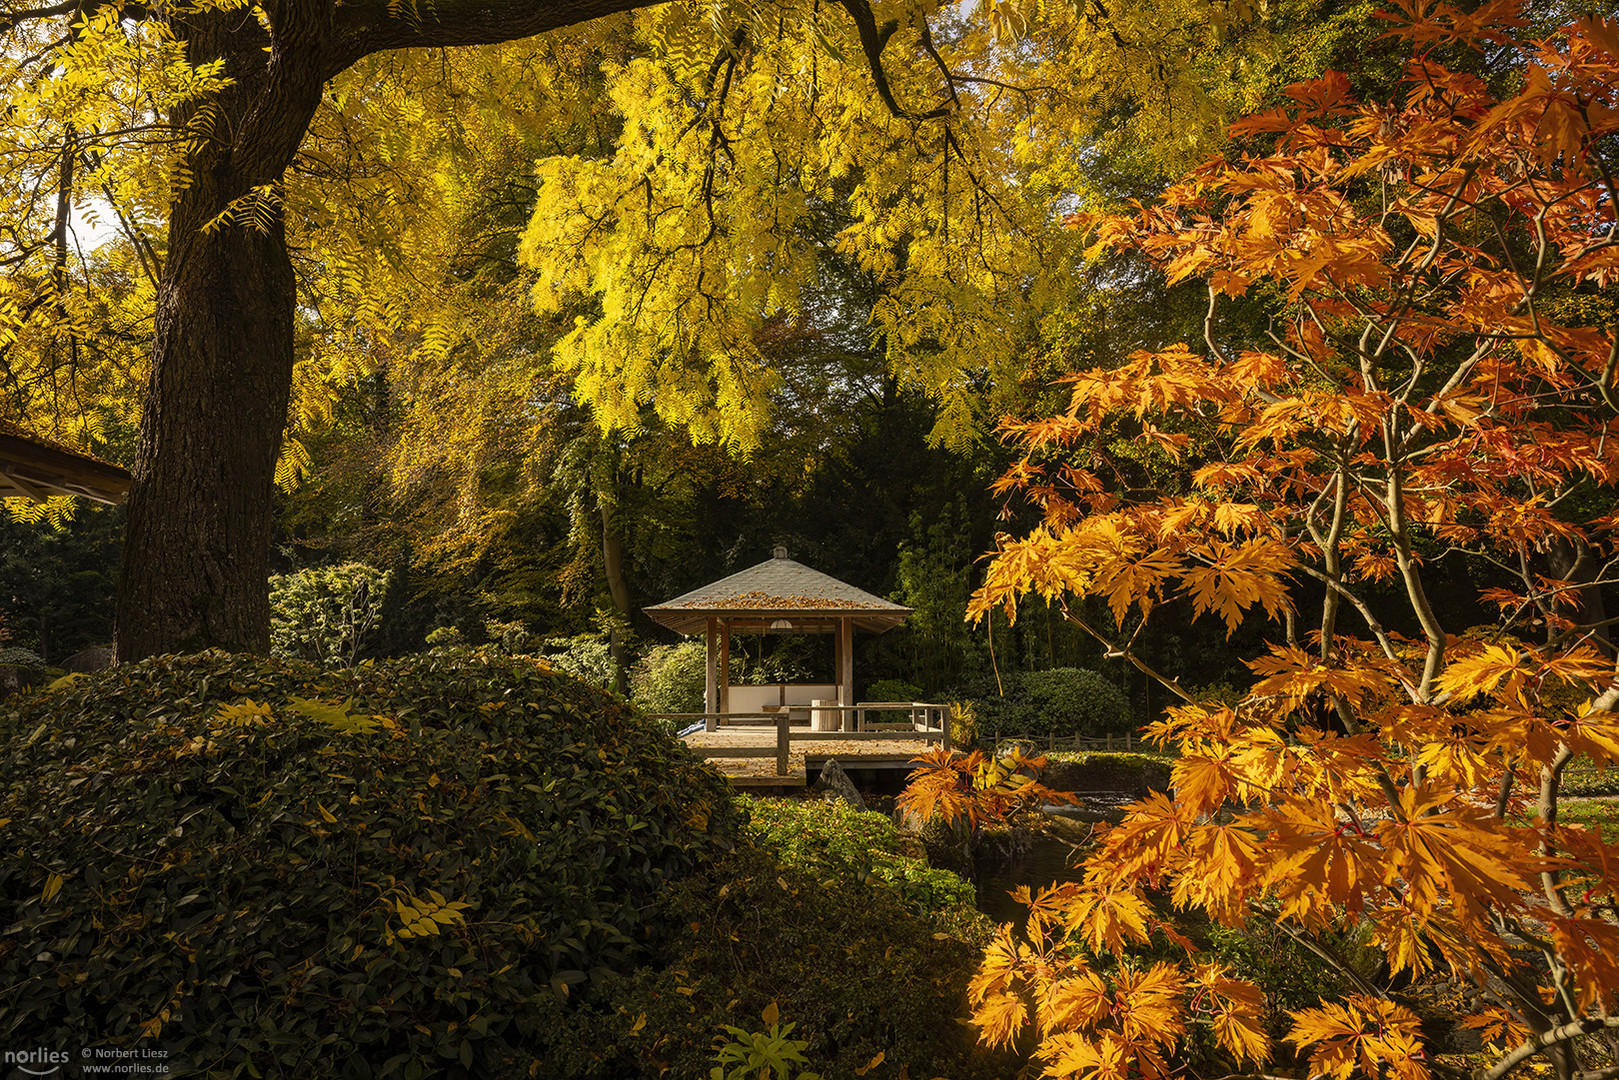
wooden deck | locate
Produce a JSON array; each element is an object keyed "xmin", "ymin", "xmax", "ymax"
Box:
[
  {"xmin": 669, "ymin": 702, "xmax": 952, "ymax": 788},
  {"xmin": 682, "ymin": 725, "xmax": 943, "ymax": 787}
]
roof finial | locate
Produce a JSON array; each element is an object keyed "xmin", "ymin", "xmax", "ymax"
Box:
[{"xmin": 773, "ymin": 545, "xmax": 789, "ymax": 559}]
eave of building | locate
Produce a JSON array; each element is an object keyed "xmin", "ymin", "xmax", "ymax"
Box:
[{"xmin": 0, "ymin": 428, "xmax": 131, "ymax": 505}]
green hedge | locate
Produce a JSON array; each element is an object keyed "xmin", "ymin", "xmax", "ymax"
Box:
[
  {"xmin": 0, "ymin": 650, "xmax": 740, "ymax": 1077},
  {"xmin": 958, "ymin": 667, "xmax": 1132, "ymax": 739},
  {"xmin": 863, "ymin": 679, "xmax": 922, "ymax": 703}
]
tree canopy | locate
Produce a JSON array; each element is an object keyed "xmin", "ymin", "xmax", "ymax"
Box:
[{"xmin": 0, "ymin": 0, "xmax": 1385, "ymax": 656}]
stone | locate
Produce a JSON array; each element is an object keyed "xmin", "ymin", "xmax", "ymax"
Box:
[
  {"xmin": 60, "ymin": 645, "xmax": 113, "ymax": 673},
  {"xmin": 813, "ymin": 757, "xmax": 866, "ymax": 811}
]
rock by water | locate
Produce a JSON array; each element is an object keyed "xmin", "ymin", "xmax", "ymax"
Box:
[{"xmin": 814, "ymin": 757, "xmax": 866, "ymax": 811}]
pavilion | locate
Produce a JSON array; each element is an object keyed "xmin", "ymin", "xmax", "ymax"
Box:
[
  {"xmin": 643, "ymin": 547, "xmax": 912, "ymax": 725},
  {"xmin": 0, "ymin": 423, "xmax": 131, "ymax": 505}
]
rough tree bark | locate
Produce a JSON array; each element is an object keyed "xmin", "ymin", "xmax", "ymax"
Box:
[{"xmin": 115, "ymin": 7, "xmax": 319, "ymax": 659}]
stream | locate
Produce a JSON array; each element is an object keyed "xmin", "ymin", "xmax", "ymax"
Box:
[{"xmin": 971, "ymin": 794, "xmax": 1135, "ymax": 926}]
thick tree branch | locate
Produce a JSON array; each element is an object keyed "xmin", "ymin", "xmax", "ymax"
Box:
[{"xmin": 328, "ymin": 0, "xmax": 660, "ymax": 74}]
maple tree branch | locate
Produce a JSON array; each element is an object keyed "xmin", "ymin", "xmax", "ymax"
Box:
[
  {"xmin": 1383, "ymin": 466, "xmax": 1445, "ymax": 700},
  {"xmin": 1367, "ymin": 162, "xmax": 1480, "ymax": 381},
  {"xmin": 1290, "ymin": 563, "xmax": 1400, "ymax": 666},
  {"xmin": 1599, "ymin": 333, "xmax": 1619, "ymax": 415},
  {"xmin": 1494, "ymin": 755, "xmax": 1516, "ymax": 819},
  {"xmin": 1057, "ymin": 599, "xmax": 1195, "ymax": 703},
  {"xmin": 1204, "ymin": 284, "xmax": 1229, "ymax": 365},
  {"xmin": 1538, "ymin": 743, "xmax": 1576, "ymax": 919},
  {"xmin": 1544, "ymin": 611, "xmax": 1619, "ymax": 654},
  {"xmin": 1317, "ymin": 463, "xmax": 1350, "ymax": 663},
  {"xmin": 1484, "ymin": 1015, "xmax": 1619, "ymax": 1080}
]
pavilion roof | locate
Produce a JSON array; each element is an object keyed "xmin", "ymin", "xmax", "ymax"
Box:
[
  {"xmin": 0, "ymin": 422, "xmax": 131, "ymax": 505},
  {"xmin": 644, "ymin": 549, "xmax": 912, "ymax": 635}
]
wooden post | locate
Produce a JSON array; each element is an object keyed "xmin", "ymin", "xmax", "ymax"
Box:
[
  {"xmin": 837, "ymin": 617, "xmax": 853, "ymax": 730},
  {"xmin": 719, "ymin": 619, "xmax": 731, "ymax": 718},
  {"xmin": 942, "ymin": 704, "xmax": 953, "ymax": 755},
  {"xmin": 777, "ymin": 707, "xmax": 790, "ymax": 776},
  {"xmin": 704, "ymin": 617, "xmax": 718, "ymax": 731}
]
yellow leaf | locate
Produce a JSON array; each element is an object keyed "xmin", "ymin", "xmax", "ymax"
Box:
[
  {"xmin": 972, "ymin": 990, "xmax": 1027, "ymax": 1049},
  {"xmin": 855, "ymin": 1051, "xmax": 885, "ymax": 1075},
  {"xmin": 761, "ymin": 999, "xmax": 779, "ymax": 1026}
]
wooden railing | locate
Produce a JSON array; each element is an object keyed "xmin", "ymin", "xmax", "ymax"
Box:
[
  {"xmin": 656, "ymin": 702, "xmax": 953, "ymax": 776},
  {"xmin": 981, "ymin": 731, "xmax": 1149, "ymax": 754}
]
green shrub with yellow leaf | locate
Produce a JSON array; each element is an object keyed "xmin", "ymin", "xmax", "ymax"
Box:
[{"xmin": 0, "ymin": 649, "xmax": 740, "ymax": 1077}]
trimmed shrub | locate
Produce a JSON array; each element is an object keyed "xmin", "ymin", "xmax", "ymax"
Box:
[
  {"xmin": 529, "ymin": 846, "xmax": 1013, "ymax": 1080},
  {"xmin": 0, "ymin": 650, "xmax": 740, "ymax": 1077},
  {"xmin": 863, "ymin": 678, "xmax": 922, "ymax": 702},
  {"xmin": 959, "ymin": 668, "xmax": 1132, "ymax": 740},
  {"xmin": 1042, "ymin": 751, "xmax": 1174, "ymax": 796}
]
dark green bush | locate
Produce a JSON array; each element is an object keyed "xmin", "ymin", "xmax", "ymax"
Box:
[
  {"xmin": 862, "ymin": 679, "xmax": 922, "ymax": 703},
  {"xmin": 529, "ymin": 846, "xmax": 1013, "ymax": 1080},
  {"xmin": 0, "ymin": 650, "xmax": 740, "ymax": 1077}
]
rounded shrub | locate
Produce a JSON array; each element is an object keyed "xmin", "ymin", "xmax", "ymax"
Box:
[
  {"xmin": 531, "ymin": 845, "xmax": 1013, "ymax": 1080},
  {"xmin": 1017, "ymin": 667, "xmax": 1132, "ymax": 736},
  {"xmin": 963, "ymin": 668, "xmax": 1132, "ymax": 740},
  {"xmin": 0, "ymin": 650, "xmax": 741, "ymax": 1077}
]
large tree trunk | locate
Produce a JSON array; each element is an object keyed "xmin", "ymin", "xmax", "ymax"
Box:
[
  {"xmin": 114, "ymin": 10, "xmax": 325, "ymax": 661},
  {"xmin": 114, "ymin": 224, "xmax": 298, "ymax": 658}
]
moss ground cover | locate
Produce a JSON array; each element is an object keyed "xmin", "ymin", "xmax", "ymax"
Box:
[{"xmin": 743, "ymin": 795, "xmax": 976, "ymax": 912}]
